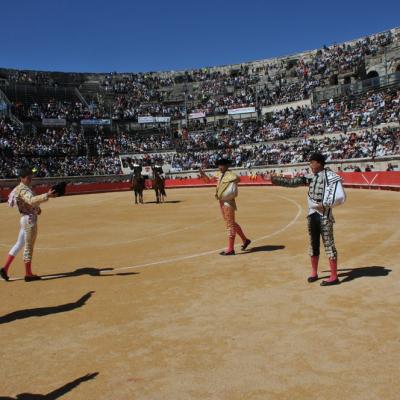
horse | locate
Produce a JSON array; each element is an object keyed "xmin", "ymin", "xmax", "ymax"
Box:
[
  {"xmin": 152, "ymin": 167, "xmax": 166, "ymax": 204},
  {"xmin": 131, "ymin": 166, "xmax": 145, "ymax": 204}
]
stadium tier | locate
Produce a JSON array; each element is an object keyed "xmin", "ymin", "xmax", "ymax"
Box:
[{"xmin": 0, "ymin": 27, "xmax": 399, "ymax": 178}]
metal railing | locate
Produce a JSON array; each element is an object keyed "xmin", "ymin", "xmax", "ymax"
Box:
[
  {"xmin": 0, "ymin": 87, "xmax": 10, "ymax": 117},
  {"xmin": 0, "ymin": 88, "xmax": 24, "ymax": 127},
  {"xmin": 74, "ymin": 87, "xmax": 90, "ymax": 108}
]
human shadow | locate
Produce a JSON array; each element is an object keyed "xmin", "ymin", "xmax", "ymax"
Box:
[
  {"xmin": 145, "ymin": 200, "xmax": 182, "ymax": 204},
  {"xmin": 39, "ymin": 267, "xmax": 139, "ymax": 281},
  {"xmin": 240, "ymin": 245, "xmax": 285, "ymax": 254},
  {"xmin": 0, "ymin": 372, "xmax": 98, "ymax": 399},
  {"xmin": 0, "ymin": 291, "xmax": 95, "ymax": 325},
  {"xmin": 323, "ymin": 266, "xmax": 392, "ymax": 283}
]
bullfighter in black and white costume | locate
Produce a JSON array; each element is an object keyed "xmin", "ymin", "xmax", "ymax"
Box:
[
  {"xmin": 272, "ymin": 152, "xmax": 346, "ymax": 286},
  {"xmin": 306, "ymin": 153, "xmax": 346, "ymax": 285}
]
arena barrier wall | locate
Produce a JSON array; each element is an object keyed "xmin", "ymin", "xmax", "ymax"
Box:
[
  {"xmin": 337, "ymin": 171, "xmax": 400, "ymax": 190},
  {"xmin": 0, "ymin": 172, "xmax": 399, "ymax": 201}
]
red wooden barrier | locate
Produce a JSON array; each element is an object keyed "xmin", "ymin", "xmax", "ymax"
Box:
[
  {"xmin": 338, "ymin": 171, "xmax": 400, "ymax": 189},
  {"xmin": 1, "ymin": 172, "xmax": 399, "ymax": 201}
]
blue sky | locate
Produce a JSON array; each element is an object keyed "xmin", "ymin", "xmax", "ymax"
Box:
[{"xmin": 0, "ymin": 0, "xmax": 399, "ymax": 73}]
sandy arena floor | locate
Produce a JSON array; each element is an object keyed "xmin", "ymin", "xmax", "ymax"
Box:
[{"xmin": 0, "ymin": 186, "xmax": 399, "ymax": 400}]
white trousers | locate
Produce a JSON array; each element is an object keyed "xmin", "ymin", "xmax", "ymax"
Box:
[{"xmin": 9, "ymin": 215, "xmax": 38, "ymax": 262}]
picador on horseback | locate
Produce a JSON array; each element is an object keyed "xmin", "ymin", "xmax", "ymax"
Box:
[
  {"xmin": 152, "ymin": 160, "xmax": 166, "ymax": 204},
  {"xmin": 131, "ymin": 162, "xmax": 145, "ymax": 204}
]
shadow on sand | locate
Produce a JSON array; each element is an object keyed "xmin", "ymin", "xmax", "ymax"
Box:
[
  {"xmin": 323, "ymin": 266, "xmax": 392, "ymax": 283},
  {"xmin": 239, "ymin": 245, "xmax": 285, "ymax": 254},
  {"xmin": 144, "ymin": 200, "xmax": 182, "ymax": 204},
  {"xmin": 0, "ymin": 372, "xmax": 99, "ymax": 399},
  {"xmin": 0, "ymin": 291, "xmax": 95, "ymax": 325},
  {"xmin": 38, "ymin": 267, "xmax": 139, "ymax": 281}
]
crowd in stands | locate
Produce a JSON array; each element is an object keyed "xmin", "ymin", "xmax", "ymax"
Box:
[
  {"xmin": 1, "ymin": 86, "xmax": 399, "ymax": 178},
  {"xmin": 120, "ymin": 127, "xmax": 398, "ymax": 172},
  {"xmin": 164, "ymin": 88, "xmax": 400, "ymax": 150},
  {"xmin": 111, "ymin": 98, "xmax": 184, "ymax": 120},
  {"xmin": 2, "ymin": 70, "xmax": 54, "ymax": 86},
  {"xmin": 0, "ymin": 119, "xmax": 121, "ymax": 178},
  {"xmin": 237, "ymin": 30, "xmax": 396, "ymax": 106},
  {"xmin": 88, "ymin": 129, "xmax": 173, "ymax": 155},
  {"xmin": 3, "ymin": 29, "xmax": 397, "ymax": 122},
  {"xmin": 13, "ymin": 84, "xmax": 398, "ymax": 125},
  {"xmin": 101, "ymin": 73, "xmax": 174, "ymax": 92},
  {"xmin": 267, "ymin": 88, "xmax": 399, "ymax": 137},
  {"xmin": 302, "ymin": 31, "xmax": 394, "ymax": 77},
  {"xmin": 1, "ymin": 29, "xmax": 399, "ymax": 178},
  {"xmin": 155, "ymin": 127, "xmax": 399, "ymax": 171},
  {"xmin": 0, "ymin": 121, "xmax": 398, "ymax": 178},
  {"xmin": 0, "ymin": 124, "xmax": 86, "ymax": 158},
  {"xmin": 0, "ymin": 155, "xmax": 121, "ymax": 179},
  {"xmin": 19, "ymin": 99, "xmax": 105, "ymax": 121},
  {"xmin": 64, "ymin": 86, "xmax": 400, "ymax": 156}
]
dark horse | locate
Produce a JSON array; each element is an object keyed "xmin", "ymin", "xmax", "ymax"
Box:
[
  {"xmin": 153, "ymin": 167, "xmax": 166, "ymax": 203},
  {"xmin": 131, "ymin": 165, "xmax": 145, "ymax": 204}
]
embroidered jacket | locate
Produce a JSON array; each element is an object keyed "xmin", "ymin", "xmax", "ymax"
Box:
[
  {"xmin": 9, "ymin": 183, "xmax": 49, "ymax": 216},
  {"xmin": 308, "ymin": 169, "xmax": 346, "ymax": 219}
]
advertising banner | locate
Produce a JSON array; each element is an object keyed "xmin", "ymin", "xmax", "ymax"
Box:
[
  {"xmin": 227, "ymin": 107, "xmax": 256, "ymax": 115},
  {"xmin": 188, "ymin": 112, "xmax": 206, "ymax": 120},
  {"xmin": 42, "ymin": 118, "xmax": 67, "ymax": 127},
  {"xmin": 80, "ymin": 119, "xmax": 111, "ymax": 126}
]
